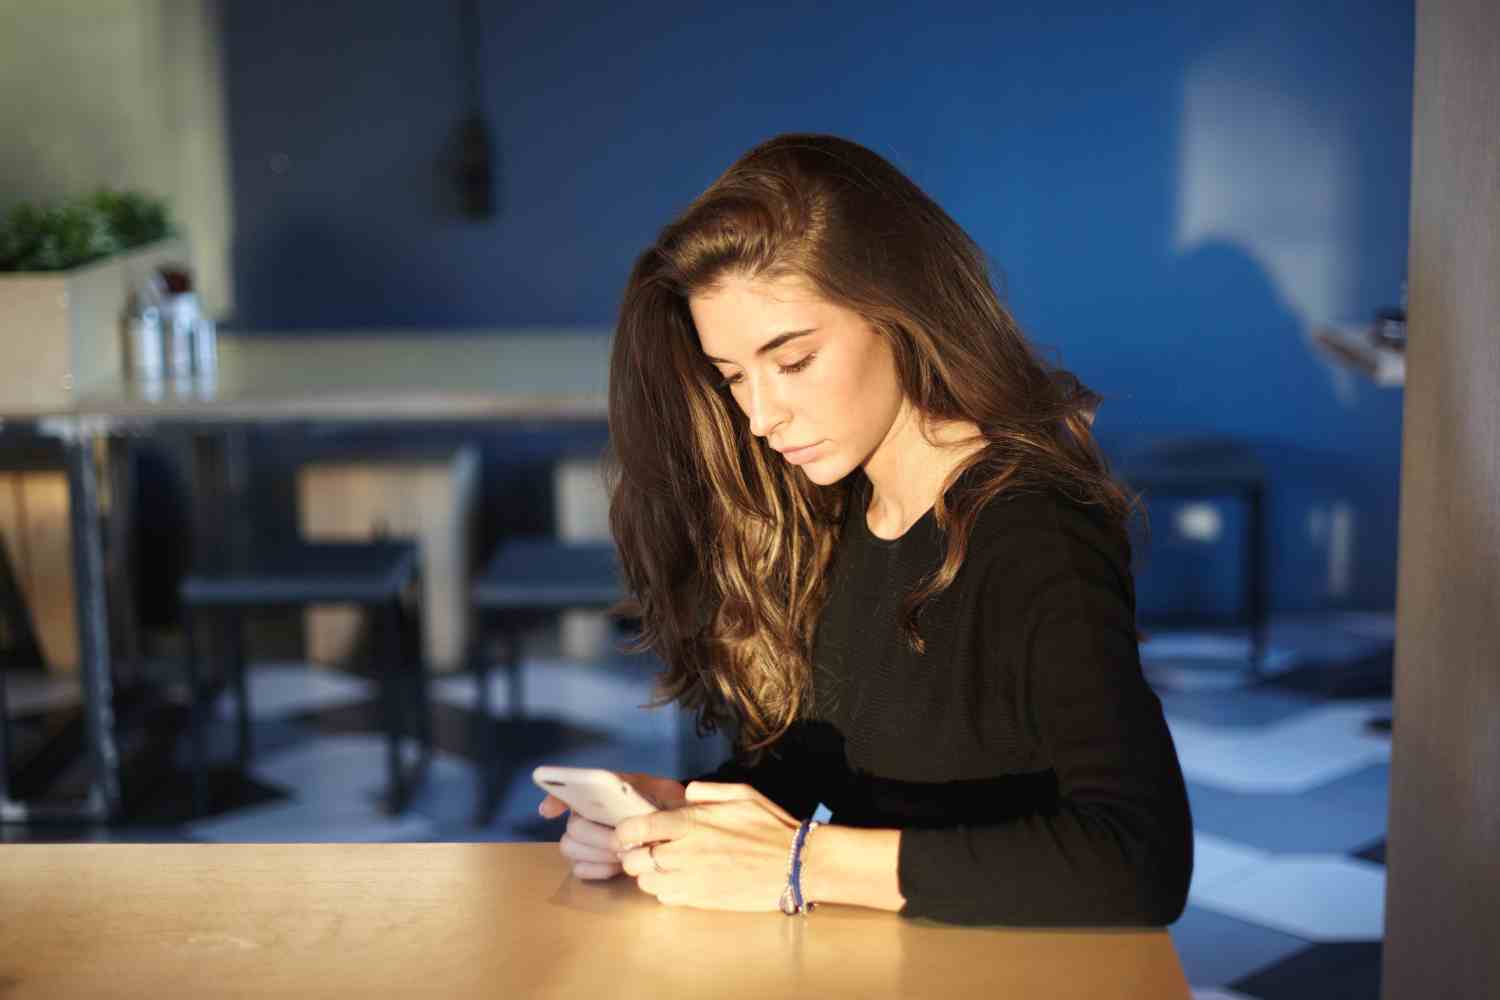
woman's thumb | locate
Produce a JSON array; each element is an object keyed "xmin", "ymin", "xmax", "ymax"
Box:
[{"xmin": 683, "ymin": 781, "xmax": 755, "ymax": 803}]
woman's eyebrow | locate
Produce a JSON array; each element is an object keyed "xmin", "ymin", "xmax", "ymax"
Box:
[{"xmin": 702, "ymin": 328, "xmax": 817, "ymax": 364}]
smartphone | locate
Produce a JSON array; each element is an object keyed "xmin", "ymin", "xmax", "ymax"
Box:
[{"xmin": 532, "ymin": 766, "xmax": 661, "ymax": 828}]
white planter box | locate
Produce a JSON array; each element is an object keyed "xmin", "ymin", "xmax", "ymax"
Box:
[{"xmin": 0, "ymin": 237, "xmax": 191, "ymax": 414}]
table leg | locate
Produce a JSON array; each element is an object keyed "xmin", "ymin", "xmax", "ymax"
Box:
[
  {"xmin": 0, "ymin": 536, "xmax": 41, "ymax": 812},
  {"xmin": 0, "ymin": 423, "xmax": 117, "ymax": 824},
  {"xmin": 63, "ymin": 429, "xmax": 119, "ymax": 821},
  {"xmin": 105, "ymin": 434, "xmax": 142, "ymax": 689}
]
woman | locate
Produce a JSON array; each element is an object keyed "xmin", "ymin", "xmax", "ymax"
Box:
[{"xmin": 538, "ymin": 133, "xmax": 1193, "ymax": 926}]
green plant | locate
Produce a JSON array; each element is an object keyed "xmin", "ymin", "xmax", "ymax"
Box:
[{"xmin": 0, "ymin": 189, "xmax": 173, "ymax": 272}]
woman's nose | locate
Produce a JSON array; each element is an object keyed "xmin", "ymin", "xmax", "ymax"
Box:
[{"xmin": 743, "ymin": 376, "xmax": 788, "ymax": 439}]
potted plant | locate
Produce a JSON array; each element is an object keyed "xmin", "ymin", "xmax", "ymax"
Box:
[{"xmin": 0, "ymin": 190, "xmax": 190, "ymax": 411}]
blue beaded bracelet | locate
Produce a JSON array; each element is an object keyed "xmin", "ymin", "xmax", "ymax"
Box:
[{"xmin": 779, "ymin": 819, "xmax": 821, "ymax": 915}]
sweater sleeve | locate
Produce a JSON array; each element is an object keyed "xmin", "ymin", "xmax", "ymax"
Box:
[{"xmin": 896, "ymin": 501, "xmax": 1195, "ymax": 927}]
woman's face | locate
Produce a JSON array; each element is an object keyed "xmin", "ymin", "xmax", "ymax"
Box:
[{"xmin": 689, "ymin": 272, "xmax": 907, "ymax": 486}]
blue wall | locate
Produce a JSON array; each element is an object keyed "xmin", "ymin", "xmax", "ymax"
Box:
[{"xmin": 223, "ymin": 1, "xmax": 1412, "ymax": 613}]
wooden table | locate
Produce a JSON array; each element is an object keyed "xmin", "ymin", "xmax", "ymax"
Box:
[
  {"xmin": 0, "ymin": 843, "xmax": 1191, "ymax": 998},
  {"xmin": 61, "ymin": 330, "xmax": 614, "ymax": 423}
]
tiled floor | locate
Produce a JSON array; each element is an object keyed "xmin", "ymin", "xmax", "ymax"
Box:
[{"xmin": 0, "ymin": 612, "xmax": 1393, "ymax": 998}]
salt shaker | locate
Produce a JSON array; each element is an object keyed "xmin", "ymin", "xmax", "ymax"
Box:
[{"xmin": 123, "ymin": 302, "xmax": 165, "ymax": 381}]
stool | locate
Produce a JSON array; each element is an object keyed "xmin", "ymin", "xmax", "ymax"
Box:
[
  {"xmin": 1120, "ymin": 437, "xmax": 1268, "ymax": 688},
  {"xmin": 467, "ymin": 538, "xmax": 623, "ymax": 825},
  {"xmin": 179, "ymin": 540, "xmax": 431, "ymax": 817}
]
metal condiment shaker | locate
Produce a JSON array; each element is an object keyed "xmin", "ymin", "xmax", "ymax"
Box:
[
  {"xmin": 192, "ymin": 315, "xmax": 218, "ymax": 378},
  {"xmin": 124, "ymin": 304, "xmax": 165, "ymax": 380},
  {"xmin": 165, "ymin": 292, "xmax": 199, "ymax": 375}
]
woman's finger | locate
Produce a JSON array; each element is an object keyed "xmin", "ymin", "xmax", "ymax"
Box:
[
  {"xmin": 560, "ymin": 833, "xmax": 622, "ymax": 866},
  {"xmin": 565, "ymin": 811, "xmax": 617, "ymax": 849},
  {"xmin": 537, "ymin": 794, "xmax": 569, "ymax": 819},
  {"xmin": 572, "ymin": 860, "xmax": 623, "ymax": 881},
  {"xmin": 617, "ymin": 843, "xmax": 673, "ymax": 877}
]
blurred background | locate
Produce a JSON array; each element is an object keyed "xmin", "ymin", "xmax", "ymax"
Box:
[{"xmin": 1, "ymin": 2, "xmax": 1415, "ymax": 997}]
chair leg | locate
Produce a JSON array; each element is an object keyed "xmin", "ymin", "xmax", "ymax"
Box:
[
  {"xmin": 471, "ymin": 614, "xmax": 490, "ymax": 746},
  {"xmin": 183, "ymin": 605, "xmax": 208, "ymax": 818},
  {"xmin": 401, "ymin": 596, "xmax": 432, "ymax": 757},
  {"xmin": 229, "ymin": 611, "xmax": 252, "ymax": 773},
  {"xmin": 475, "ymin": 627, "xmax": 527, "ymax": 828},
  {"xmin": 502, "ymin": 627, "xmax": 524, "ymax": 722},
  {"xmin": 471, "ymin": 617, "xmax": 501, "ymax": 827},
  {"xmin": 1247, "ymin": 486, "xmax": 1267, "ymax": 678},
  {"xmin": 395, "ymin": 597, "xmax": 433, "ymax": 813},
  {"xmin": 377, "ymin": 601, "xmax": 411, "ymax": 814}
]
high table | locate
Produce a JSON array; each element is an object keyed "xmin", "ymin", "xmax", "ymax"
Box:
[
  {"xmin": 0, "ymin": 843, "xmax": 1191, "ymax": 998},
  {"xmin": 0, "ymin": 330, "xmax": 612, "ymax": 823}
]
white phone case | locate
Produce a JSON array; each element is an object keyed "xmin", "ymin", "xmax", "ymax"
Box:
[{"xmin": 532, "ymin": 766, "xmax": 660, "ymax": 827}]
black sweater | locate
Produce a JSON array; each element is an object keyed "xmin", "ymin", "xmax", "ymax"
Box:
[{"xmin": 690, "ymin": 472, "xmax": 1194, "ymax": 927}]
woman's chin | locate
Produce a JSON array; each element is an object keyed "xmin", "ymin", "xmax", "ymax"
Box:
[{"xmin": 797, "ymin": 457, "xmax": 850, "ymax": 487}]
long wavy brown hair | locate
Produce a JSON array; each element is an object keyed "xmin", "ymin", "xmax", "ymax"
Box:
[{"xmin": 606, "ymin": 133, "xmax": 1138, "ymax": 757}]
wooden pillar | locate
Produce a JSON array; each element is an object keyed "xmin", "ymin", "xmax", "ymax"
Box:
[{"xmin": 1383, "ymin": 0, "xmax": 1500, "ymax": 995}]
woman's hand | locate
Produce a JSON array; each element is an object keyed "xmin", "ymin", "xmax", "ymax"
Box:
[
  {"xmin": 612, "ymin": 782, "xmax": 800, "ymax": 911},
  {"xmin": 538, "ymin": 772, "xmax": 688, "ymax": 880}
]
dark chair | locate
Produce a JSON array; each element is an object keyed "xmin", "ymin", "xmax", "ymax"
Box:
[
  {"xmin": 467, "ymin": 538, "xmax": 623, "ymax": 825},
  {"xmin": 1120, "ymin": 437, "xmax": 1268, "ymax": 687},
  {"xmin": 179, "ymin": 540, "xmax": 432, "ymax": 817}
]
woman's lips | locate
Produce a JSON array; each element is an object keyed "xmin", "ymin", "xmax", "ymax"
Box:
[{"xmin": 779, "ymin": 441, "xmax": 823, "ymax": 465}]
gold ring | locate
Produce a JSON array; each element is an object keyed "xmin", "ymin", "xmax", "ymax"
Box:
[{"xmin": 649, "ymin": 843, "xmax": 667, "ymax": 873}]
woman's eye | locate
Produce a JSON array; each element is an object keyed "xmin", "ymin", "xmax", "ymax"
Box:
[{"xmin": 715, "ymin": 353, "xmax": 814, "ymax": 390}]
